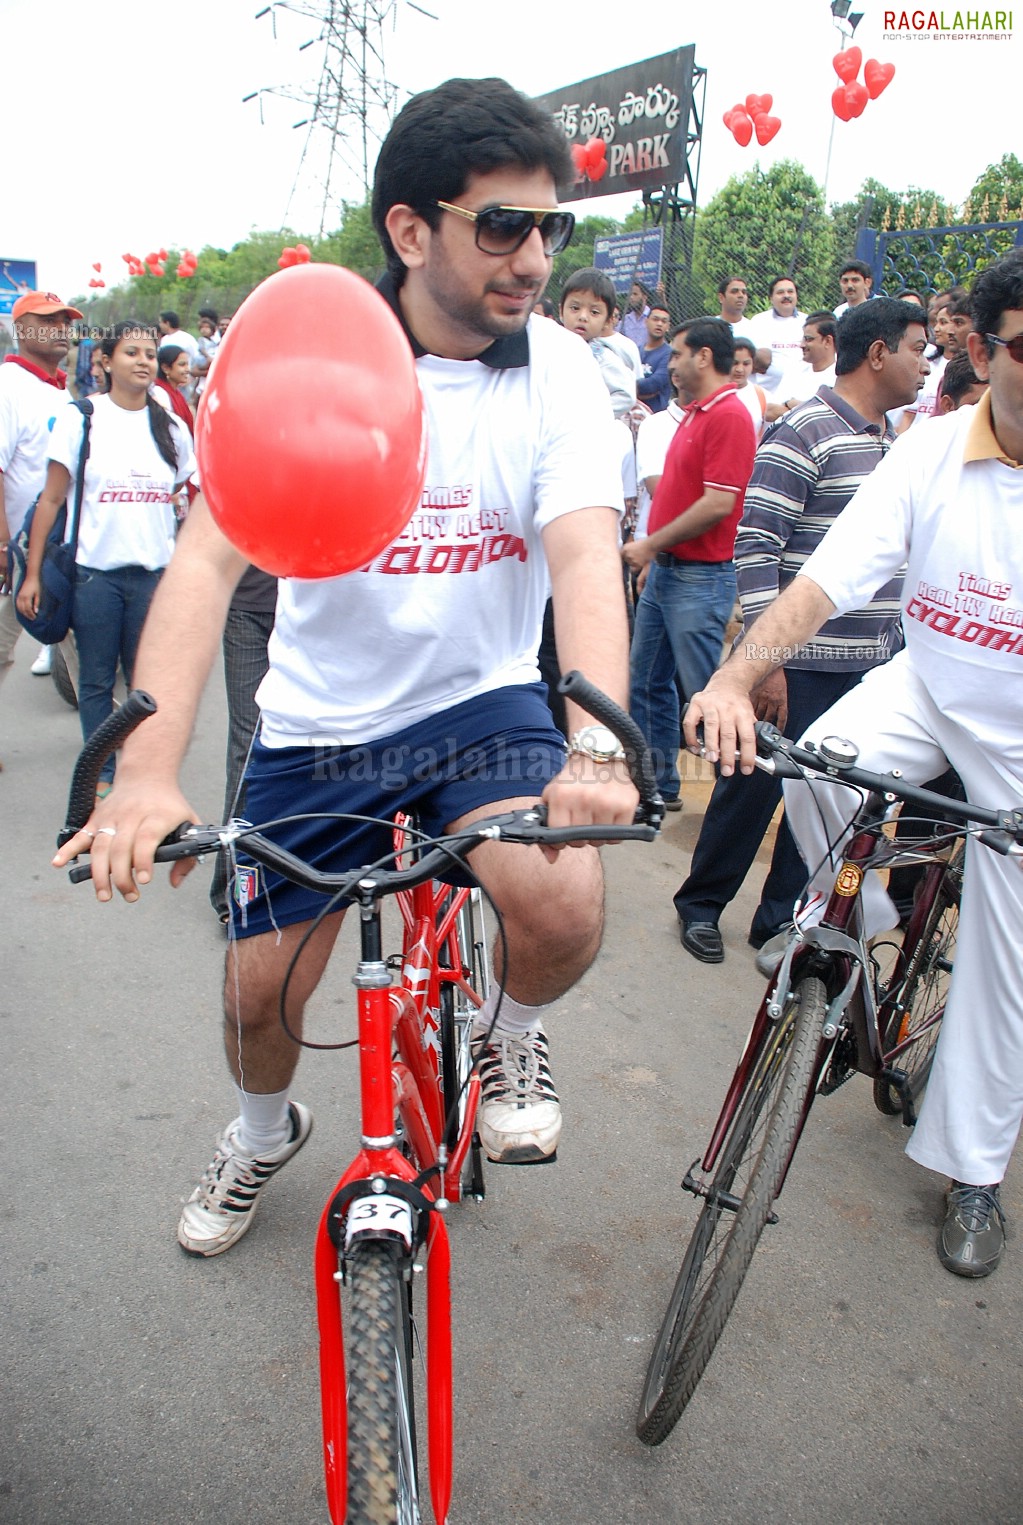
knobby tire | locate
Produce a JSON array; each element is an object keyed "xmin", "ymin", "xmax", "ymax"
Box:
[
  {"xmin": 345, "ymin": 1239, "xmax": 419, "ymax": 1525},
  {"xmin": 873, "ymin": 846, "xmax": 962, "ymax": 1117},
  {"xmin": 636, "ymin": 975, "xmax": 826, "ymax": 1446}
]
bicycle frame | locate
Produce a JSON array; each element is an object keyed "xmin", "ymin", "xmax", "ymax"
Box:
[
  {"xmin": 314, "ymin": 869, "xmax": 483, "ymax": 1525},
  {"xmin": 700, "ymin": 786, "xmax": 940, "ymax": 1189}
]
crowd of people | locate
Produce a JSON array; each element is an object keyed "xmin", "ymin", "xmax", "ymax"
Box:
[{"xmin": 2, "ymin": 77, "xmax": 1020, "ymax": 1289}]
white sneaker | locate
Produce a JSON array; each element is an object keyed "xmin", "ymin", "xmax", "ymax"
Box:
[
  {"xmin": 177, "ymin": 1102, "xmax": 312, "ymax": 1256},
  {"xmin": 30, "ymin": 646, "xmax": 52, "ymax": 676},
  {"xmin": 473, "ymin": 1025, "xmax": 561, "ymax": 1164}
]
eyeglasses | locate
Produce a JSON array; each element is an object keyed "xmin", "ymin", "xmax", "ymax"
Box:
[
  {"xmin": 986, "ymin": 333, "xmax": 1023, "ymax": 363},
  {"xmin": 433, "ymin": 200, "xmax": 575, "ymax": 257}
]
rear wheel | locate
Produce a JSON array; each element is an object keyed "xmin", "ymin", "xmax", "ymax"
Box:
[
  {"xmin": 874, "ymin": 846, "xmax": 962, "ymax": 1117},
  {"xmin": 345, "ymin": 1239, "xmax": 420, "ymax": 1524},
  {"xmin": 51, "ymin": 640, "xmax": 78, "ymax": 708},
  {"xmin": 636, "ymin": 976, "xmax": 825, "ymax": 1446}
]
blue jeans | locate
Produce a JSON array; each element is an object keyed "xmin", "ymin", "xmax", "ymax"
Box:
[
  {"xmin": 629, "ymin": 558, "xmax": 737, "ymax": 799},
  {"xmin": 73, "ymin": 564, "xmax": 164, "ymax": 784}
]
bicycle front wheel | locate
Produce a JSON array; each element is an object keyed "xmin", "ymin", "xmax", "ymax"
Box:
[
  {"xmin": 346, "ymin": 1239, "xmax": 420, "ymax": 1525},
  {"xmin": 637, "ymin": 975, "xmax": 825, "ymax": 1446},
  {"xmin": 874, "ymin": 845, "xmax": 962, "ymax": 1118}
]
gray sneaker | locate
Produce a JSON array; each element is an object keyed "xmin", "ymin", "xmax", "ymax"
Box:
[
  {"xmin": 938, "ymin": 1182, "xmax": 1005, "ymax": 1278},
  {"xmin": 473, "ymin": 1025, "xmax": 561, "ymax": 1164},
  {"xmin": 178, "ymin": 1102, "xmax": 313, "ymax": 1257}
]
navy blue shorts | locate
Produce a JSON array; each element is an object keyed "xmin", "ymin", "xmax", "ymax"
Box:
[{"xmin": 227, "ymin": 682, "xmax": 565, "ymax": 938}]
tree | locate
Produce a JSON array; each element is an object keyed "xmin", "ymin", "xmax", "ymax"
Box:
[
  {"xmin": 691, "ymin": 160, "xmax": 835, "ymax": 317},
  {"xmin": 965, "ymin": 154, "xmax": 1023, "ymax": 224},
  {"xmin": 827, "ymin": 177, "xmax": 956, "ymax": 296}
]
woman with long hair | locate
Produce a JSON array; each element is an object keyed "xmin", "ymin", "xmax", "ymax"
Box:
[
  {"xmin": 153, "ymin": 344, "xmax": 195, "ymax": 436},
  {"xmin": 17, "ymin": 320, "xmax": 194, "ymax": 794}
]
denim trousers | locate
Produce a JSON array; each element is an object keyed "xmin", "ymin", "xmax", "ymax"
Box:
[
  {"xmin": 73, "ymin": 564, "xmax": 163, "ymax": 784},
  {"xmin": 629, "ymin": 557, "xmax": 737, "ymax": 799}
]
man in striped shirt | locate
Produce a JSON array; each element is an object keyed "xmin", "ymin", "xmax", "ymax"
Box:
[{"xmin": 675, "ymin": 299, "xmax": 930, "ymax": 964}]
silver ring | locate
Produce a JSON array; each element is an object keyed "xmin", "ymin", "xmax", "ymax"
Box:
[
  {"xmin": 96, "ymin": 826, "xmax": 117, "ymax": 837},
  {"xmin": 81, "ymin": 829, "xmax": 95, "ymax": 839}
]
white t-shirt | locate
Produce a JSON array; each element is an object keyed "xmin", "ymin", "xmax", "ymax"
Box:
[
  {"xmin": 634, "ymin": 399, "xmax": 683, "ymax": 538},
  {"xmin": 787, "ymin": 363, "xmax": 836, "ymax": 403},
  {"xmin": 905, "ymin": 352, "xmax": 946, "ymax": 419},
  {"xmin": 159, "ymin": 327, "xmax": 200, "ymax": 365},
  {"xmin": 745, "ymin": 307, "xmax": 807, "ymax": 395},
  {"xmin": 257, "ymin": 314, "xmax": 624, "ymax": 746},
  {"xmin": 0, "ymin": 360, "xmax": 69, "ymax": 539},
  {"xmin": 801, "ymin": 400, "xmax": 1023, "ymax": 774},
  {"xmin": 48, "ymin": 393, "xmax": 194, "ymax": 571},
  {"xmin": 734, "ymin": 381, "xmax": 768, "ymax": 440}
]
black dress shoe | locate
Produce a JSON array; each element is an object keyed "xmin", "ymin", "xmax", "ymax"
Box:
[{"xmin": 679, "ymin": 919, "xmax": 724, "ymax": 963}]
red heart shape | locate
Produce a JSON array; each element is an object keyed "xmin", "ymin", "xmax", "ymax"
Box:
[
  {"xmin": 831, "ymin": 85, "xmax": 853, "ymax": 121},
  {"xmin": 584, "ymin": 137, "xmax": 606, "ymax": 169},
  {"xmin": 570, "ymin": 143, "xmax": 588, "ymax": 174},
  {"xmin": 294, "ymin": 244, "xmax": 311, "ymax": 263},
  {"xmin": 278, "ymin": 247, "xmax": 299, "ymax": 269},
  {"xmin": 731, "ymin": 112, "xmax": 753, "ymax": 147},
  {"xmin": 745, "ymin": 93, "xmax": 773, "ymax": 118},
  {"xmin": 96, "ymin": 280, "xmax": 105, "ymax": 289},
  {"xmin": 844, "ymin": 80, "xmax": 869, "ymax": 118},
  {"xmin": 92, "ymin": 261, "xmax": 102, "ymax": 272},
  {"xmin": 754, "ymin": 113, "xmax": 781, "ymax": 146},
  {"xmin": 588, "ymin": 159, "xmax": 607, "ymax": 182},
  {"xmin": 723, "ymin": 110, "xmax": 737, "ymax": 129},
  {"xmin": 833, "ymin": 46, "xmax": 862, "ymax": 81},
  {"xmin": 864, "ymin": 58, "xmax": 895, "ymax": 98},
  {"xmin": 158, "ymin": 247, "xmax": 168, "ymax": 261},
  {"xmin": 176, "ymin": 263, "xmax": 190, "ymax": 278}
]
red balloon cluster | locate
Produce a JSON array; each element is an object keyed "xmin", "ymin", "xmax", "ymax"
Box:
[
  {"xmin": 723, "ymin": 93, "xmax": 781, "ymax": 148},
  {"xmin": 570, "ymin": 137, "xmax": 608, "ymax": 184},
  {"xmin": 196, "ymin": 263, "xmax": 427, "ymax": 579},
  {"xmin": 176, "ymin": 249, "xmax": 198, "ymax": 279},
  {"xmin": 278, "ymin": 243, "xmax": 312, "ymax": 269},
  {"xmin": 831, "ymin": 48, "xmax": 895, "ymax": 120}
]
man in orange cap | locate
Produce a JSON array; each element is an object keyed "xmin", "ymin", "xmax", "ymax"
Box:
[{"xmin": 0, "ymin": 291, "xmax": 83, "ymax": 697}]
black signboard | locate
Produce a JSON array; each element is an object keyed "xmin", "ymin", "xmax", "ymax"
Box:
[{"xmin": 535, "ymin": 47, "xmax": 696, "ymax": 202}]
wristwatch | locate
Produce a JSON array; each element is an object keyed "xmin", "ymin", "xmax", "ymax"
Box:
[{"xmin": 568, "ymin": 725, "xmax": 627, "ymax": 763}]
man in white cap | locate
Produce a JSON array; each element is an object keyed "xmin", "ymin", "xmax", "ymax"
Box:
[{"xmin": 0, "ymin": 291, "xmax": 83, "ymax": 706}]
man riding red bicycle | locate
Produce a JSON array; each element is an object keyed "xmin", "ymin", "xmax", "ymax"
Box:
[
  {"xmin": 685, "ymin": 249, "xmax": 1023, "ymax": 1279},
  {"xmin": 56, "ymin": 77, "xmax": 639, "ymax": 1255}
]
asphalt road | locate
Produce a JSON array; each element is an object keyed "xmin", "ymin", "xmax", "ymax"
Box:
[{"xmin": 3, "ymin": 651, "xmax": 1022, "ymax": 1525}]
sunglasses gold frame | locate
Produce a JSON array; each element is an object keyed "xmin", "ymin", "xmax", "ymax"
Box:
[{"xmin": 433, "ymin": 200, "xmax": 575, "ymax": 256}]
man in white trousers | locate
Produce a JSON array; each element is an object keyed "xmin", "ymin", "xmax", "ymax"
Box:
[{"xmin": 684, "ymin": 248, "xmax": 1023, "ymax": 1279}]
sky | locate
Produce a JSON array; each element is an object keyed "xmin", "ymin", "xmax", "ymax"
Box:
[{"xmin": 1, "ymin": 0, "xmax": 1019, "ymax": 306}]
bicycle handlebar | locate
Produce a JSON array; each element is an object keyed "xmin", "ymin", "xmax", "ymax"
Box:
[
  {"xmin": 63, "ymin": 673, "xmax": 664, "ymax": 888},
  {"xmin": 753, "ymin": 721, "xmax": 1023, "ymax": 854}
]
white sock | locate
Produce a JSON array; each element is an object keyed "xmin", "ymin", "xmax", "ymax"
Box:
[
  {"xmin": 475, "ymin": 984, "xmax": 553, "ymax": 1038},
  {"xmin": 234, "ymin": 1085, "xmax": 292, "ymax": 1155}
]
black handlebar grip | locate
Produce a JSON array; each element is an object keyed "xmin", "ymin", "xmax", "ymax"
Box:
[
  {"xmin": 558, "ymin": 670, "xmax": 662, "ymax": 817},
  {"xmin": 60, "ymin": 689, "xmax": 158, "ymax": 846}
]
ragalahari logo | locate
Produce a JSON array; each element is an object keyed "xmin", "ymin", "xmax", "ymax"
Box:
[{"xmin": 883, "ymin": 8, "xmax": 1013, "ymax": 37}]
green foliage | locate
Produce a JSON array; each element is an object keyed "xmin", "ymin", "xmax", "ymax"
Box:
[
  {"xmin": 691, "ymin": 160, "xmax": 836, "ymax": 316},
  {"xmin": 966, "ymin": 154, "xmax": 1023, "ymax": 222},
  {"xmin": 549, "ymin": 215, "xmax": 628, "ymax": 306},
  {"xmin": 827, "ymin": 177, "xmax": 956, "ymax": 296}
]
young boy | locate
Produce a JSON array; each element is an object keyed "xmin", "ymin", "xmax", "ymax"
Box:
[{"xmin": 560, "ymin": 267, "xmax": 637, "ymax": 418}]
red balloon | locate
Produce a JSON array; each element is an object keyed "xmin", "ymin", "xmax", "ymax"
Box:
[
  {"xmin": 833, "ymin": 46, "xmax": 862, "ymax": 81},
  {"xmin": 294, "ymin": 243, "xmax": 312, "ymax": 263},
  {"xmin": 96, "ymin": 280, "xmax": 105, "ymax": 288},
  {"xmin": 730, "ymin": 112, "xmax": 753, "ymax": 147},
  {"xmin": 145, "ymin": 251, "xmax": 158, "ymax": 265},
  {"xmin": 570, "ymin": 142, "xmax": 587, "ymax": 175},
  {"xmin": 722, "ymin": 109, "xmax": 737, "ymax": 129},
  {"xmin": 158, "ymin": 247, "xmax": 168, "ymax": 261},
  {"xmin": 92, "ymin": 261, "xmax": 102, "ymax": 272},
  {"xmin": 196, "ymin": 264, "xmax": 427, "ymax": 579},
  {"xmin": 278, "ymin": 246, "xmax": 299, "ymax": 269},
  {"xmin": 831, "ymin": 85, "xmax": 854, "ymax": 122},
  {"xmin": 864, "ymin": 58, "xmax": 896, "ymax": 98},
  {"xmin": 745, "ymin": 92, "xmax": 773, "ymax": 117},
  {"xmin": 754, "ymin": 113, "xmax": 781, "ymax": 145},
  {"xmin": 122, "ymin": 252, "xmax": 134, "ymax": 263},
  {"xmin": 844, "ymin": 79, "xmax": 869, "ymax": 117},
  {"xmin": 176, "ymin": 263, "xmax": 190, "ymax": 278},
  {"xmin": 588, "ymin": 159, "xmax": 608, "ymax": 182},
  {"xmin": 584, "ymin": 137, "xmax": 606, "ymax": 169}
]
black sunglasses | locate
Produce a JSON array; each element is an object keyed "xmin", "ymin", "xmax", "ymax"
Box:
[
  {"xmin": 986, "ymin": 332, "xmax": 1023, "ymax": 364},
  {"xmin": 433, "ymin": 200, "xmax": 575, "ymax": 257}
]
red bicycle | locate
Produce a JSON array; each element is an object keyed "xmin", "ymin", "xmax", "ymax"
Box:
[{"xmin": 62, "ymin": 674, "xmax": 662, "ymax": 1524}]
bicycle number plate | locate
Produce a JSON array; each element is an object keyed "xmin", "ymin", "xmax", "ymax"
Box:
[{"xmin": 344, "ymin": 1193, "xmax": 414, "ymax": 1249}]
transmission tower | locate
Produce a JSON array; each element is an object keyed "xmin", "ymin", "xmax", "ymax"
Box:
[{"xmin": 245, "ymin": 0, "xmax": 435, "ymax": 235}]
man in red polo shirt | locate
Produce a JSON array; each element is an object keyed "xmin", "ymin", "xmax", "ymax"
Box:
[
  {"xmin": 623, "ymin": 317, "xmax": 755, "ymax": 805},
  {"xmin": 0, "ymin": 291, "xmax": 83, "ymax": 701}
]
